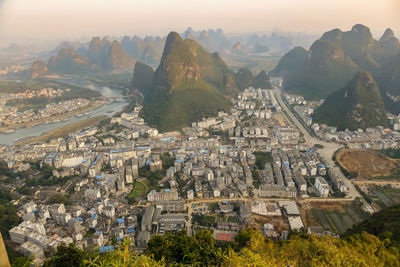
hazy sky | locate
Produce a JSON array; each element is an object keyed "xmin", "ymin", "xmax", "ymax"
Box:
[{"xmin": 0, "ymin": 0, "xmax": 399, "ymax": 44}]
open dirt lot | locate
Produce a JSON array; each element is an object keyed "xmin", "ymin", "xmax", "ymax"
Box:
[
  {"xmin": 271, "ymin": 113, "xmax": 287, "ymax": 126},
  {"xmin": 337, "ymin": 149, "xmax": 400, "ymax": 179}
]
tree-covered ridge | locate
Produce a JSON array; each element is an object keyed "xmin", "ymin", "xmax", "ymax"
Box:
[
  {"xmin": 312, "ymin": 71, "xmax": 387, "ymax": 130},
  {"xmin": 284, "ymin": 40, "xmax": 359, "ymax": 99},
  {"xmin": 140, "ymin": 31, "xmax": 235, "ymax": 131},
  {"xmin": 344, "ymin": 204, "xmax": 400, "ymax": 247},
  {"xmin": 130, "ymin": 62, "xmax": 155, "ymax": 96},
  {"xmin": 377, "ymin": 54, "xmax": 400, "ymax": 114},
  {"xmin": 139, "ymin": 31, "xmax": 273, "ymax": 131},
  {"xmin": 234, "ymin": 68, "xmax": 272, "ymax": 90},
  {"xmin": 320, "ymin": 25, "xmax": 399, "ymax": 72},
  {"xmin": 48, "ymin": 48, "xmax": 90, "ymax": 75},
  {"xmin": 103, "ymin": 41, "xmax": 136, "ymax": 72},
  {"xmin": 275, "ymin": 24, "xmax": 400, "ymax": 101},
  {"xmin": 269, "ymin": 46, "xmax": 307, "ymax": 77},
  {"xmin": 44, "ymin": 37, "xmax": 136, "ymax": 75}
]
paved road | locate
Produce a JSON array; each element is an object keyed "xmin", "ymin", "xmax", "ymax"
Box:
[
  {"xmin": 272, "ymin": 87, "xmax": 362, "ymax": 200},
  {"xmin": 185, "ymin": 87, "xmax": 368, "ymax": 235},
  {"xmin": 353, "ymin": 180, "xmax": 400, "ymax": 185}
]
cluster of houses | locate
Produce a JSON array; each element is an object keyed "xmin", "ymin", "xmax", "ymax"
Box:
[
  {"xmin": 0, "ymin": 98, "xmax": 92, "ymax": 129},
  {"xmin": 284, "ymin": 93, "xmax": 400, "ymax": 149},
  {"xmin": 8, "ymin": 88, "xmax": 63, "ymax": 99},
  {"xmin": 0, "ymin": 86, "xmax": 353, "ymax": 263}
]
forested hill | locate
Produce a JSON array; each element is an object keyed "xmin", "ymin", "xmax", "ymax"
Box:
[{"xmin": 343, "ymin": 204, "xmax": 400, "ymax": 245}]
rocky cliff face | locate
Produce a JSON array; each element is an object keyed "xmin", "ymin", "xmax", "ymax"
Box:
[
  {"xmin": 141, "ymin": 31, "xmax": 236, "ymax": 131},
  {"xmin": 154, "ymin": 32, "xmax": 201, "ymax": 91}
]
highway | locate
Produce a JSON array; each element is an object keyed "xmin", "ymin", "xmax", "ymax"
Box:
[
  {"xmin": 184, "ymin": 86, "xmax": 367, "ymax": 236},
  {"xmin": 272, "ymin": 87, "xmax": 363, "ymax": 200}
]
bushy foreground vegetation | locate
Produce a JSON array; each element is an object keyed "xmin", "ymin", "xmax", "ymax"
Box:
[{"xmin": 37, "ymin": 227, "xmax": 400, "ymax": 267}]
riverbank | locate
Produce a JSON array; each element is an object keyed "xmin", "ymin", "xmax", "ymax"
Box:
[
  {"xmin": 15, "ymin": 115, "xmax": 107, "ymax": 145},
  {"xmin": 0, "ymin": 99, "xmax": 106, "ymax": 133}
]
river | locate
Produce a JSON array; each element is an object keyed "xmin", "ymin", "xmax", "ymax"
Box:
[{"xmin": 0, "ymin": 80, "xmax": 129, "ymax": 145}]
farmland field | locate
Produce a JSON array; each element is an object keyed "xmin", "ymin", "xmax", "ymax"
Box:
[
  {"xmin": 310, "ymin": 201, "xmax": 370, "ymax": 234},
  {"xmin": 366, "ymin": 185, "xmax": 400, "ymax": 209}
]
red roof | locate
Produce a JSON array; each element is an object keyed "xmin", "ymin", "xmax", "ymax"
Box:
[{"xmin": 214, "ymin": 232, "xmax": 235, "ymax": 242}]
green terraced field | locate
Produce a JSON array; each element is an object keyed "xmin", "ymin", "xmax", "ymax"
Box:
[
  {"xmin": 311, "ymin": 202, "xmax": 370, "ymax": 234},
  {"xmin": 367, "ymin": 185, "xmax": 400, "ymax": 209}
]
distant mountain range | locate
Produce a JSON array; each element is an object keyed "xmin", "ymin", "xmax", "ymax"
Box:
[
  {"xmin": 131, "ymin": 32, "xmax": 272, "ymax": 131},
  {"xmin": 313, "ymin": 71, "xmax": 387, "ymax": 130},
  {"xmin": 29, "ymin": 60, "xmax": 48, "ymax": 78},
  {"xmin": 270, "ymin": 24, "xmax": 400, "ymax": 128},
  {"xmin": 272, "ymin": 24, "xmax": 400, "ymax": 98},
  {"xmin": 25, "ymin": 27, "xmax": 317, "ymax": 76}
]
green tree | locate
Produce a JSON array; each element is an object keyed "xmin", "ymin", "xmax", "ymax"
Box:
[{"xmin": 43, "ymin": 243, "xmax": 88, "ymax": 267}]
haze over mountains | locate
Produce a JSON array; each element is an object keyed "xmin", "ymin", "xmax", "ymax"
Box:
[
  {"xmin": 273, "ymin": 24, "xmax": 400, "ymax": 99},
  {"xmin": 270, "ymin": 24, "xmax": 400, "ymax": 129},
  {"xmin": 22, "ymin": 23, "xmax": 400, "ymax": 131},
  {"xmin": 24, "ymin": 27, "xmax": 317, "ymax": 77}
]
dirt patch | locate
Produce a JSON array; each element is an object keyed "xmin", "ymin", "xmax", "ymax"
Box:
[
  {"xmin": 337, "ymin": 149, "xmax": 400, "ymax": 179},
  {"xmin": 297, "ymin": 202, "xmax": 319, "ymax": 228},
  {"xmin": 271, "ymin": 113, "xmax": 287, "ymax": 126},
  {"xmin": 251, "ymin": 213, "xmax": 288, "ymax": 232},
  {"xmin": 309, "ymin": 201, "xmax": 344, "ymax": 211}
]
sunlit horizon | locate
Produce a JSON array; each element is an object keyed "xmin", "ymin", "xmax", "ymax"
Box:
[{"xmin": 0, "ymin": 0, "xmax": 399, "ymax": 47}]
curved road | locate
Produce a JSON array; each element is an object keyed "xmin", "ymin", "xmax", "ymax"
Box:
[
  {"xmin": 272, "ymin": 87, "xmax": 362, "ymax": 200},
  {"xmin": 185, "ymin": 86, "xmax": 367, "ymax": 236}
]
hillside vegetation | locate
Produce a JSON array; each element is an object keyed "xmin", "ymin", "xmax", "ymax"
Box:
[
  {"xmin": 38, "ymin": 204, "xmax": 400, "ymax": 266},
  {"xmin": 138, "ymin": 32, "xmax": 274, "ymax": 131},
  {"xmin": 273, "ymin": 24, "xmax": 400, "ymax": 102},
  {"xmin": 141, "ymin": 32, "xmax": 236, "ymax": 132},
  {"xmin": 269, "ymin": 46, "xmax": 307, "ymax": 77},
  {"xmin": 42, "ymin": 228, "xmax": 400, "ymax": 267},
  {"xmin": 284, "ymin": 40, "xmax": 359, "ymax": 99},
  {"xmin": 377, "ymin": 54, "xmax": 400, "ymax": 114},
  {"xmin": 312, "ymin": 71, "xmax": 387, "ymax": 130},
  {"xmin": 344, "ymin": 204, "xmax": 400, "ymax": 246}
]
